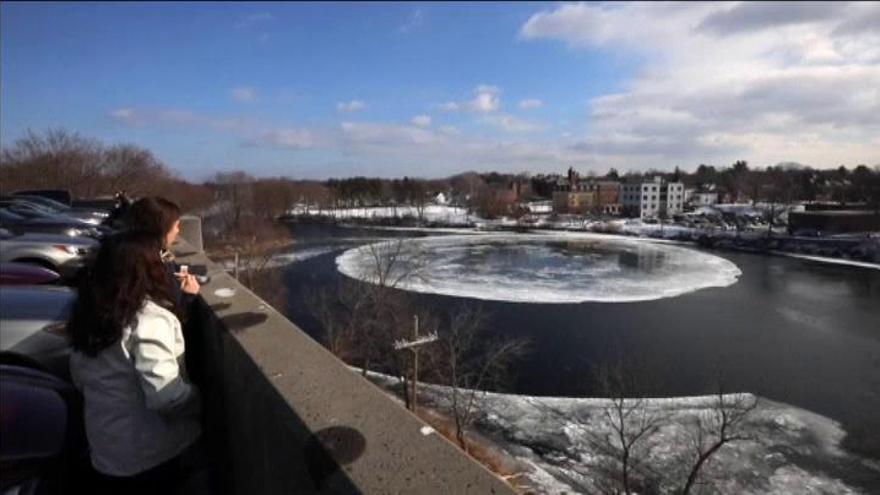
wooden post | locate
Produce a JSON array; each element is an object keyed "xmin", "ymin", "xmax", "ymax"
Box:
[
  {"xmin": 393, "ymin": 316, "xmax": 438, "ymax": 414},
  {"xmin": 412, "ymin": 315, "xmax": 419, "ymax": 413},
  {"xmin": 233, "ymin": 251, "xmax": 239, "ymax": 280}
]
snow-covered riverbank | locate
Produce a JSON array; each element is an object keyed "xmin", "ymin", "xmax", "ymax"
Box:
[{"xmin": 363, "ymin": 372, "xmax": 880, "ymax": 494}]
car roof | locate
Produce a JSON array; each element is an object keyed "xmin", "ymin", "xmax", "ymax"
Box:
[
  {"xmin": 0, "ymin": 286, "xmax": 76, "ymax": 322},
  {"xmin": 0, "ymin": 232, "xmax": 98, "ymax": 246}
]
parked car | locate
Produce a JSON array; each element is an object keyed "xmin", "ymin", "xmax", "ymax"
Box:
[
  {"xmin": 0, "ymin": 209, "xmax": 102, "ymax": 239},
  {"xmin": 70, "ymin": 196, "xmax": 119, "ymax": 213},
  {"xmin": 9, "ymin": 195, "xmax": 109, "ymax": 225},
  {"xmin": 0, "ymin": 262, "xmax": 60, "ymax": 285},
  {"xmin": 0, "ymin": 229, "xmax": 98, "ymax": 279},
  {"xmin": 9, "ymin": 189, "xmax": 72, "ymax": 206},
  {"xmin": 0, "ymin": 364, "xmax": 89, "ymax": 495},
  {"xmin": 0, "ymin": 197, "xmax": 104, "ymax": 227},
  {"xmin": 0, "ymin": 285, "xmax": 75, "ymax": 378}
]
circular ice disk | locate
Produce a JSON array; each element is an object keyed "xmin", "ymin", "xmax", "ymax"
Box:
[{"xmin": 336, "ymin": 234, "xmax": 742, "ymax": 304}]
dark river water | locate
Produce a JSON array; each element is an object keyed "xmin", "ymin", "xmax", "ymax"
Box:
[{"xmin": 280, "ymin": 224, "xmax": 880, "ymax": 459}]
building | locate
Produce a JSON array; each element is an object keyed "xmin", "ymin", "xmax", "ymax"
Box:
[
  {"xmin": 621, "ymin": 176, "xmax": 685, "ymax": 219},
  {"xmin": 552, "ymin": 168, "xmax": 621, "ymax": 215},
  {"xmin": 685, "ymin": 184, "xmax": 719, "ymax": 208}
]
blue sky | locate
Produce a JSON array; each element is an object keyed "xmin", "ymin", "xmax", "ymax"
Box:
[{"xmin": 2, "ymin": 2, "xmax": 878, "ymax": 180}]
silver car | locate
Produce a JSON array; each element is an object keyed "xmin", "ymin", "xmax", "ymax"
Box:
[
  {"xmin": 0, "ymin": 228, "xmax": 98, "ymax": 279},
  {"xmin": 11, "ymin": 195, "xmax": 109, "ymax": 225},
  {"xmin": 0, "ymin": 285, "xmax": 75, "ymax": 377}
]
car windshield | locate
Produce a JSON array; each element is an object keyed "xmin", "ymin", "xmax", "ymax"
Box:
[
  {"xmin": 17, "ymin": 196, "xmax": 70, "ymax": 212},
  {"xmin": 8, "ymin": 203, "xmax": 56, "ymax": 218}
]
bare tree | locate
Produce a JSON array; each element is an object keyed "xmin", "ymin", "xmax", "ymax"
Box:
[
  {"xmin": 444, "ymin": 304, "xmax": 529, "ymax": 451},
  {"xmin": 307, "ymin": 238, "xmax": 435, "ymax": 411},
  {"xmin": 305, "ymin": 284, "xmax": 361, "ymax": 362},
  {"xmin": 592, "ymin": 361, "xmax": 668, "ymax": 495},
  {"xmin": 680, "ymin": 389, "xmax": 758, "ymax": 494},
  {"xmin": 0, "ymin": 128, "xmax": 183, "ymax": 200},
  {"xmin": 350, "ymin": 239, "xmax": 430, "ymax": 384}
]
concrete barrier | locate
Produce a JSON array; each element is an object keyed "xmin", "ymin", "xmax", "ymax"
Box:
[
  {"xmin": 173, "ymin": 239, "xmax": 514, "ymax": 494},
  {"xmin": 179, "ymin": 215, "xmax": 204, "ymax": 252}
]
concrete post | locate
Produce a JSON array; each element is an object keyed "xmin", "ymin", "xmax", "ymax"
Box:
[{"xmin": 179, "ymin": 215, "xmax": 204, "ymax": 252}]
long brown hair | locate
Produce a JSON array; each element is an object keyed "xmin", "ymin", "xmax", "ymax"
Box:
[
  {"xmin": 69, "ymin": 231, "xmax": 177, "ymax": 356},
  {"xmin": 123, "ymin": 196, "xmax": 181, "ymax": 249}
]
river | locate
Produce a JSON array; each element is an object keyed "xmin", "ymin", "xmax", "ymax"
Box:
[{"xmin": 280, "ymin": 224, "xmax": 880, "ymax": 461}]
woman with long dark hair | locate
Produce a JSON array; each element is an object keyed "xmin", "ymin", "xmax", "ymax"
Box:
[
  {"xmin": 123, "ymin": 196, "xmax": 200, "ymax": 306},
  {"xmin": 68, "ymin": 231, "xmax": 203, "ymax": 493}
]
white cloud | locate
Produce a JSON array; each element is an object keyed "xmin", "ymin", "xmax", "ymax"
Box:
[
  {"xmin": 109, "ymin": 108, "xmax": 136, "ymax": 123},
  {"xmin": 230, "ymin": 87, "xmax": 256, "ymax": 102},
  {"xmin": 109, "ymin": 106, "xmax": 600, "ymax": 176},
  {"xmin": 518, "ymin": 98, "xmax": 543, "ymax": 109},
  {"xmin": 108, "ymin": 107, "xmax": 315, "ymax": 150},
  {"xmin": 399, "ymin": 8, "xmax": 424, "ymax": 33},
  {"xmin": 411, "ymin": 115, "xmax": 432, "ymax": 127},
  {"xmin": 340, "ymin": 122, "xmax": 439, "ymax": 146},
  {"xmin": 235, "ymin": 12, "xmax": 274, "ymax": 30},
  {"xmin": 520, "ymin": 2, "xmax": 880, "ymax": 167},
  {"xmin": 336, "ymin": 100, "xmax": 367, "ymax": 113},
  {"xmin": 483, "ymin": 114, "xmax": 543, "ymax": 133},
  {"xmin": 470, "ymin": 85, "xmax": 501, "ymax": 113},
  {"xmin": 248, "ymin": 129, "xmax": 315, "ymax": 149},
  {"xmin": 440, "ymin": 85, "xmax": 503, "ymax": 114}
]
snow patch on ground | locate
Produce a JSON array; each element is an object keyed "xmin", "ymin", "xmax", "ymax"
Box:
[{"xmin": 289, "ymin": 205, "xmax": 473, "ymax": 224}]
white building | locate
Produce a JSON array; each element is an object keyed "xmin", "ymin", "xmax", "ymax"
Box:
[
  {"xmin": 621, "ymin": 176, "xmax": 684, "ymax": 219},
  {"xmin": 685, "ymin": 184, "xmax": 719, "ymax": 208}
]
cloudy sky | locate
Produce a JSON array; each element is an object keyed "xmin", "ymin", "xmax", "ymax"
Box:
[{"xmin": 1, "ymin": 2, "xmax": 878, "ymax": 180}]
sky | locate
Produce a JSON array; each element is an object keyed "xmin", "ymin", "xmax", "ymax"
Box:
[{"xmin": 1, "ymin": 2, "xmax": 878, "ymax": 180}]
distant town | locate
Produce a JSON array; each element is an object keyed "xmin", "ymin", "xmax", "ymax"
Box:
[{"xmin": 2, "ymin": 129, "xmax": 879, "ymax": 264}]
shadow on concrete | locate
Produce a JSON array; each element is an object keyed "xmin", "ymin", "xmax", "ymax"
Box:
[
  {"xmin": 221, "ymin": 312, "xmax": 269, "ymax": 332},
  {"xmin": 305, "ymin": 427, "xmax": 367, "ymax": 490}
]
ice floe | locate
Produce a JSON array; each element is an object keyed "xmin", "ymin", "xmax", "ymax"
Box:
[
  {"xmin": 362, "ymin": 370, "xmax": 879, "ymax": 494},
  {"xmin": 336, "ymin": 233, "xmax": 742, "ymax": 303}
]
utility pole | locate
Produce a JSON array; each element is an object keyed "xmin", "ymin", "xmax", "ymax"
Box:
[{"xmin": 393, "ymin": 315, "xmax": 439, "ymax": 414}]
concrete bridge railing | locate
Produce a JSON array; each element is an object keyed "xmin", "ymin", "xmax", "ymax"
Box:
[{"xmin": 173, "ymin": 219, "xmax": 514, "ymax": 494}]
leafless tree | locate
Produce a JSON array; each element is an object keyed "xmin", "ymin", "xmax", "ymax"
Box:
[
  {"xmin": 0, "ymin": 128, "xmax": 187, "ymax": 200},
  {"xmin": 305, "ymin": 283, "xmax": 361, "ymax": 362},
  {"xmin": 444, "ymin": 304, "xmax": 529, "ymax": 451},
  {"xmin": 306, "ymin": 238, "xmax": 435, "ymax": 411},
  {"xmin": 210, "ymin": 171, "xmax": 255, "ymax": 232},
  {"xmin": 679, "ymin": 388, "xmax": 758, "ymax": 494},
  {"xmin": 591, "ymin": 361, "xmax": 669, "ymax": 494},
  {"xmin": 348, "ymin": 239, "xmax": 430, "ymax": 382}
]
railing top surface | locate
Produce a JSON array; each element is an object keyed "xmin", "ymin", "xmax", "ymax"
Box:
[{"xmin": 173, "ymin": 239, "xmax": 515, "ymax": 494}]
